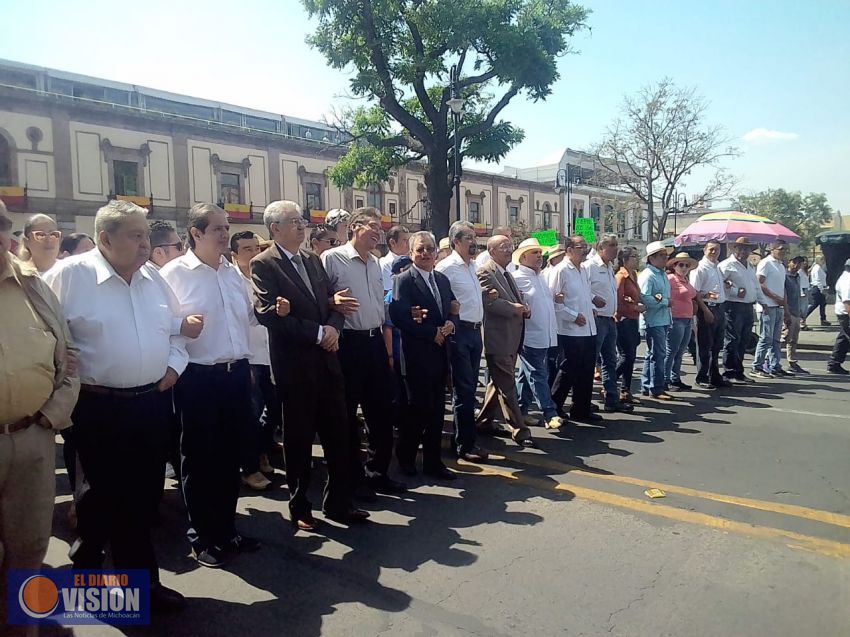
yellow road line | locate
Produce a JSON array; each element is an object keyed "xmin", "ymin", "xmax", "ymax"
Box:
[
  {"xmin": 495, "ymin": 451, "xmax": 850, "ymax": 529},
  {"xmin": 459, "ymin": 463, "xmax": 850, "ymax": 559}
]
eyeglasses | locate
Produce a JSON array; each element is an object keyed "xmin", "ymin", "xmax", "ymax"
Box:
[
  {"xmin": 278, "ymin": 218, "xmax": 307, "ymax": 227},
  {"xmin": 30, "ymin": 230, "xmax": 62, "ymax": 241},
  {"xmin": 675, "ymin": 263, "xmax": 690, "ymax": 268},
  {"xmin": 318, "ymin": 237, "xmax": 340, "ymax": 246},
  {"xmin": 154, "ymin": 242, "xmax": 184, "ymax": 251},
  {"xmin": 414, "ymin": 245, "xmax": 436, "ymax": 254}
]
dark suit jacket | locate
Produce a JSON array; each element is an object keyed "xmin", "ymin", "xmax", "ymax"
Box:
[
  {"xmin": 389, "ymin": 267, "xmax": 456, "ymax": 379},
  {"xmin": 477, "ymin": 260, "xmax": 525, "ymax": 356},
  {"xmin": 251, "ymin": 244, "xmax": 345, "ymax": 386}
]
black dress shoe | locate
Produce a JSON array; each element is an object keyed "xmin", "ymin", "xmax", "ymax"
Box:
[
  {"xmin": 290, "ymin": 512, "xmax": 320, "ymax": 532},
  {"xmin": 224, "ymin": 534, "xmax": 261, "ymax": 553},
  {"xmin": 670, "ymin": 380, "xmax": 692, "ymax": 390},
  {"xmin": 602, "ymin": 403, "xmax": 634, "ymax": 413},
  {"xmin": 368, "ymin": 475, "xmax": 408, "ymax": 494},
  {"xmin": 423, "ymin": 466, "xmax": 457, "ymax": 481},
  {"xmin": 572, "ymin": 412, "xmax": 603, "ymax": 423},
  {"xmin": 828, "ymin": 365, "xmax": 849, "ymax": 375},
  {"xmin": 151, "ymin": 584, "xmax": 187, "ymax": 612},
  {"xmin": 192, "ymin": 546, "xmax": 226, "ymax": 568},
  {"xmin": 712, "ymin": 379, "xmax": 733, "ymax": 388},
  {"xmin": 697, "ymin": 382, "xmax": 716, "ymax": 390},
  {"xmin": 324, "ymin": 508, "xmax": 371, "ymax": 524}
]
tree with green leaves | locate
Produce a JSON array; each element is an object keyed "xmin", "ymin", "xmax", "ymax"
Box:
[
  {"xmin": 592, "ymin": 78, "xmax": 738, "ymax": 241},
  {"xmin": 735, "ymin": 189, "xmax": 833, "ymax": 251},
  {"xmin": 302, "ymin": 0, "xmax": 589, "ymax": 239}
]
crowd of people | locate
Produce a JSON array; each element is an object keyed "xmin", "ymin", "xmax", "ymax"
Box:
[{"xmin": 2, "ymin": 196, "xmax": 849, "ymax": 622}]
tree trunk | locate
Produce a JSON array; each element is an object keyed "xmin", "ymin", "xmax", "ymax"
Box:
[{"xmin": 425, "ymin": 158, "xmax": 453, "ymax": 240}]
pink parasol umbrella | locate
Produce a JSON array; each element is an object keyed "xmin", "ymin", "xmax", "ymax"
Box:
[{"xmin": 675, "ymin": 210, "xmax": 801, "ymax": 245}]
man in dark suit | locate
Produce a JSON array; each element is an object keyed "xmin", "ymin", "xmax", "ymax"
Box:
[
  {"xmin": 475, "ymin": 235, "xmax": 535, "ymax": 447},
  {"xmin": 252, "ymin": 200, "xmax": 368, "ymax": 529},
  {"xmin": 389, "ymin": 231, "xmax": 457, "ymax": 481}
]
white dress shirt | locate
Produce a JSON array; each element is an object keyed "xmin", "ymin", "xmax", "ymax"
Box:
[
  {"xmin": 718, "ymin": 256, "xmax": 759, "ymax": 304},
  {"xmin": 582, "ymin": 254, "xmax": 617, "ymax": 318},
  {"xmin": 436, "ymin": 250, "xmax": 484, "ymax": 323},
  {"xmin": 160, "ymin": 250, "xmax": 253, "ymax": 365},
  {"xmin": 43, "ymin": 249, "xmax": 188, "ymax": 388},
  {"xmin": 238, "ymin": 268, "xmax": 271, "ymax": 367},
  {"xmin": 690, "ymin": 257, "xmax": 727, "ymax": 304},
  {"xmin": 835, "ymin": 271, "xmax": 850, "ymax": 316},
  {"xmin": 512, "ymin": 265, "xmax": 557, "ymax": 348},
  {"xmin": 756, "ymin": 255, "xmax": 786, "ymax": 308},
  {"xmin": 548, "ymin": 258, "xmax": 597, "ymax": 337},
  {"xmin": 810, "ymin": 263, "xmax": 827, "ymax": 289},
  {"xmin": 474, "ymin": 250, "xmax": 491, "ymax": 270},
  {"xmin": 322, "ymin": 242, "xmax": 386, "ymax": 331},
  {"xmin": 379, "ymin": 250, "xmax": 405, "ymax": 292}
]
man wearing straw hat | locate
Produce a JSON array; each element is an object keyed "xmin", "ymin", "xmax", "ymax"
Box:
[
  {"xmin": 512, "ymin": 238, "xmax": 564, "ymax": 431},
  {"xmin": 690, "ymin": 240, "xmax": 731, "ymax": 389},
  {"xmin": 638, "ymin": 241, "xmax": 674, "ymax": 401},
  {"xmin": 719, "ymin": 237, "xmax": 759, "ymax": 383}
]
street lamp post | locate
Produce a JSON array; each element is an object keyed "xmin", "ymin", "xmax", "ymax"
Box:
[
  {"xmin": 447, "ymin": 65, "xmax": 465, "ymax": 223},
  {"xmin": 671, "ymin": 191, "xmax": 688, "ymax": 236},
  {"xmin": 555, "ymin": 165, "xmax": 580, "ymax": 234}
]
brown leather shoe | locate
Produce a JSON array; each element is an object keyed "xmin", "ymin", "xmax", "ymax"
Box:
[
  {"xmin": 290, "ymin": 512, "xmax": 320, "ymax": 532},
  {"xmin": 458, "ymin": 447, "xmax": 490, "ymax": 463}
]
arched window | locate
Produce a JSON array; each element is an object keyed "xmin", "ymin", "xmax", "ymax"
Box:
[
  {"xmin": 590, "ymin": 202, "xmax": 601, "ymax": 232},
  {"xmin": 603, "ymin": 204, "xmax": 614, "ymax": 233},
  {"xmin": 542, "ymin": 202, "xmax": 552, "ymax": 229},
  {"xmin": 0, "ymin": 135, "xmax": 12, "ymax": 187},
  {"xmin": 367, "ymin": 183, "xmax": 382, "ymax": 209}
]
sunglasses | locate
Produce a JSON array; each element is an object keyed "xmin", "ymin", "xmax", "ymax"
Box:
[
  {"xmin": 154, "ymin": 242, "xmax": 184, "ymax": 251},
  {"xmin": 317, "ymin": 237, "xmax": 340, "ymax": 246},
  {"xmin": 30, "ymin": 230, "xmax": 62, "ymax": 241},
  {"xmin": 414, "ymin": 245, "xmax": 436, "ymax": 254}
]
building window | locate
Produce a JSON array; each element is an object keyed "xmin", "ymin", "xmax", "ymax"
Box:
[
  {"xmin": 113, "ymin": 160, "xmax": 139, "ymax": 196},
  {"xmin": 603, "ymin": 205, "xmax": 614, "ymax": 233},
  {"xmin": 590, "ymin": 202, "xmax": 601, "ymax": 232},
  {"xmin": 468, "ymin": 201, "xmax": 481, "ymax": 224},
  {"xmin": 542, "ymin": 203, "xmax": 552, "ymax": 229},
  {"xmin": 367, "ymin": 183, "xmax": 382, "ymax": 209},
  {"xmin": 389, "ymin": 201, "xmax": 397, "ymax": 218},
  {"xmin": 220, "ymin": 172, "xmax": 241, "ymax": 204},
  {"xmin": 0, "ymin": 135, "xmax": 12, "ymax": 186},
  {"xmin": 509, "ymin": 205, "xmax": 519, "ymax": 225},
  {"xmin": 617, "ymin": 208, "xmax": 627, "ymax": 237},
  {"xmin": 305, "ymin": 182, "xmax": 322, "ymax": 211},
  {"xmin": 355, "ymin": 197, "xmax": 364, "ymax": 208}
]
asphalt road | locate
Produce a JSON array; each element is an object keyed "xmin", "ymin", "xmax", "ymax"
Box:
[{"xmin": 41, "ymin": 314, "xmax": 850, "ymax": 637}]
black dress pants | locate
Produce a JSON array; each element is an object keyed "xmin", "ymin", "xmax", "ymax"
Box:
[
  {"xmin": 279, "ymin": 377, "xmax": 350, "ymax": 517},
  {"xmin": 397, "ymin": 369, "xmax": 448, "ymax": 472},
  {"xmin": 70, "ymin": 387, "xmax": 170, "ymax": 583},
  {"xmin": 551, "ymin": 334, "xmax": 597, "ymax": 418},
  {"xmin": 696, "ymin": 303, "xmax": 727, "ymax": 383},
  {"xmin": 338, "ymin": 331, "xmax": 395, "ymax": 482},
  {"xmin": 176, "ymin": 360, "xmax": 250, "ymax": 552}
]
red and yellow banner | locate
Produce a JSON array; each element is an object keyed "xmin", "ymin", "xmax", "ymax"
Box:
[
  {"xmin": 310, "ymin": 209, "xmax": 328, "ymax": 225},
  {"xmin": 0, "ymin": 186, "xmax": 26, "ymax": 209},
  {"xmin": 381, "ymin": 215, "xmax": 392, "ymax": 230},
  {"xmin": 224, "ymin": 202, "xmax": 251, "ymax": 220},
  {"xmin": 116, "ymin": 194, "xmax": 151, "ymax": 207},
  {"xmin": 473, "ymin": 223, "xmax": 489, "ymax": 236}
]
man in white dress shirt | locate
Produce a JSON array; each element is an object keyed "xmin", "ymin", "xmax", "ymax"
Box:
[
  {"xmin": 379, "ymin": 225, "xmax": 410, "ymax": 293},
  {"xmin": 44, "ymin": 200, "xmax": 188, "ymax": 611},
  {"xmin": 719, "ymin": 237, "xmax": 759, "ymax": 383},
  {"xmin": 750, "ymin": 240, "xmax": 790, "ymax": 379},
  {"xmin": 690, "ymin": 241, "xmax": 731, "ymax": 389},
  {"xmin": 161, "ymin": 203, "xmax": 260, "ymax": 569},
  {"xmin": 584, "ymin": 234, "xmax": 633, "ymax": 412},
  {"xmin": 231, "ymin": 230, "xmax": 277, "ymax": 490},
  {"xmin": 548, "ymin": 235, "xmax": 602, "ymax": 423},
  {"xmin": 512, "ymin": 239, "xmax": 563, "ymax": 430},
  {"xmin": 827, "ymin": 258, "xmax": 850, "ymax": 374},
  {"xmin": 805, "ymin": 255, "xmax": 831, "ymax": 326},
  {"xmin": 436, "ymin": 221, "xmax": 489, "ymax": 462}
]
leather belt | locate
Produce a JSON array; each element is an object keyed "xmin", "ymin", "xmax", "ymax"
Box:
[
  {"xmin": 458, "ymin": 320, "xmax": 482, "ymax": 330},
  {"xmin": 81, "ymin": 382, "xmax": 159, "ymax": 398},
  {"xmin": 343, "ymin": 327, "xmax": 381, "ymax": 338},
  {"xmin": 1, "ymin": 414, "xmax": 37, "ymax": 435},
  {"xmin": 705, "ymin": 301, "xmax": 722, "ymax": 307},
  {"xmin": 187, "ymin": 359, "xmax": 248, "ymax": 373}
]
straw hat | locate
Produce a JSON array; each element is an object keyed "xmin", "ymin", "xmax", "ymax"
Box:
[
  {"xmin": 645, "ymin": 240, "xmax": 671, "ymax": 258},
  {"xmin": 512, "ymin": 237, "xmax": 543, "ymax": 265},
  {"xmin": 438, "ymin": 237, "xmax": 451, "ymax": 251},
  {"xmin": 667, "ymin": 252, "xmax": 698, "ymax": 269},
  {"xmin": 544, "ymin": 245, "xmax": 565, "ymax": 260},
  {"xmin": 732, "ymin": 237, "xmax": 754, "ymax": 245}
]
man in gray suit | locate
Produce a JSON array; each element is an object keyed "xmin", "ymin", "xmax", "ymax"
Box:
[{"xmin": 475, "ymin": 235, "xmax": 535, "ymax": 447}]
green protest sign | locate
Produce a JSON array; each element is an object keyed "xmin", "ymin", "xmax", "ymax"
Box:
[
  {"xmin": 531, "ymin": 229, "xmax": 558, "ymax": 246},
  {"xmin": 574, "ymin": 217, "xmax": 596, "ymax": 244}
]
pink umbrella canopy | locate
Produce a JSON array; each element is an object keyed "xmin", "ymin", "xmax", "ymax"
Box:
[{"xmin": 675, "ymin": 211, "xmax": 801, "ymax": 245}]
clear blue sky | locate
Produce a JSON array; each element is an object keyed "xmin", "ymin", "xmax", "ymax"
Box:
[{"xmin": 2, "ymin": 0, "xmax": 847, "ymax": 212}]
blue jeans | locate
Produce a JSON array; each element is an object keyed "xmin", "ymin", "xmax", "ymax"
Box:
[
  {"xmin": 753, "ymin": 306, "xmax": 782, "ymax": 372},
  {"xmin": 448, "ymin": 326, "xmax": 484, "ymax": 454},
  {"xmin": 616, "ymin": 318, "xmax": 640, "ymax": 392},
  {"xmin": 595, "ymin": 316, "xmax": 620, "ymax": 407},
  {"xmin": 665, "ymin": 318, "xmax": 692, "ymax": 384},
  {"xmin": 641, "ymin": 325, "xmax": 669, "ymax": 395},
  {"xmin": 516, "ymin": 345, "xmax": 558, "ymax": 419}
]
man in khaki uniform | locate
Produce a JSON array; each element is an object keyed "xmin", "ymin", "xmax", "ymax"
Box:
[{"xmin": 0, "ymin": 200, "xmax": 80, "ymax": 631}]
